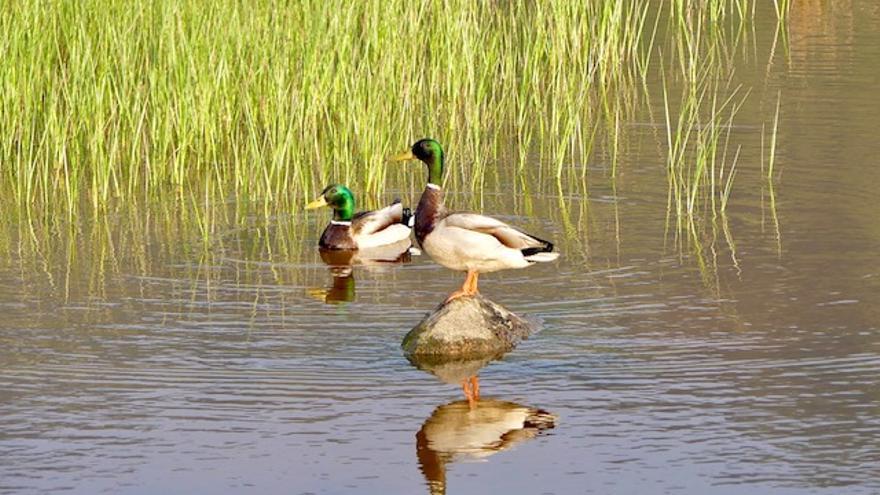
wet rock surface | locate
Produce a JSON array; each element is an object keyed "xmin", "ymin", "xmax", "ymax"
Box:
[{"xmin": 401, "ymin": 295, "xmax": 536, "ymax": 359}]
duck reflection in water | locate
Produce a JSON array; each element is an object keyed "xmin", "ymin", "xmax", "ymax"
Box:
[
  {"xmin": 406, "ymin": 329, "xmax": 556, "ymax": 493},
  {"xmin": 307, "ymin": 241, "xmax": 413, "ymax": 304},
  {"xmin": 416, "ymin": 398, "xmax": 557, "ymax": 495}
]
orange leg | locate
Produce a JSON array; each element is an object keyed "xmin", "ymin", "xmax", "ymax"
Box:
[
  {"xmin": 445, "ymin": 270, "xmax": 479, "ymax": 303},
  {"xmin": 468, "ymin": 271, "xmax": 480, "ymax": 295}
]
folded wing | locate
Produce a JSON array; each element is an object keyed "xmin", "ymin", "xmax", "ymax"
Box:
[
  {"xmin": 352, "ymin": 200, "xmax": 404, "ymax": 236},
  {"xmin": 442, "ymin": 213, "xmax": 554, "ymax": 254}
]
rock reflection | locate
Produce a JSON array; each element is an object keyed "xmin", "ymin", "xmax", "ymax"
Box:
[
  {"xmin": 416, "ymin": 399, "xmax": 557, "ymax": 495},
  {"xmin": 307, "ymin": 240, "xmax": 411, "ymax": 304},
  {"xmin": 407, "ymin": 353, "xmax": 502, "ymax": 405}
]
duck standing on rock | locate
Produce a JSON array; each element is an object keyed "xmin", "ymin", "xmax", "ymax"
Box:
[
  {"xmin": 306, "ymin": 184, "xmax": 413, "ymax": 250},
  {"xmin": 391, "ymin": 139, "xmax": 559, "ymax": 302}
]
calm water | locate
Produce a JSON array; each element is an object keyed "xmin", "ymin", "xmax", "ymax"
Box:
[{"xmin": 2, "ymin": 3, "xmax": 880, "ymax": 494}]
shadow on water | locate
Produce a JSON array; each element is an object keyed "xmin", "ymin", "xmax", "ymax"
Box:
[
  {"xmin": 306, "ymin": 242, "xmax": 412, "ymax": 304},
  {"xmin": 409, "ymin": 353, "xmax": 558, "ymax": 495}
]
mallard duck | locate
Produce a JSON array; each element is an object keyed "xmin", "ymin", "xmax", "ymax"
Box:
[
  {"xmin": 306, "ymin": 184, "xmax": 413, "ymax": 250},
  {"xmin": 391, "ymin": 139, "xmax": 559, "ymax": 302}
]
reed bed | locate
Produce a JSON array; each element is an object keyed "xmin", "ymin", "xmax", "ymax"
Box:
[
  {"xmin": 1, "ymin": 0, "xmax": 771, "ymax": 217},
  {"xmin": 1, "ymin": 0, "xmax": 790, "ymax": 297}
]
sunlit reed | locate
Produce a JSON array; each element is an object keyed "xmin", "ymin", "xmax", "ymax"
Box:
[{"xmin": 0, "ymin": 0, "xmax": 767, "ymax": 217}]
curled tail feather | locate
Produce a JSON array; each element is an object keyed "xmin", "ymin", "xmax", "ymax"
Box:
[
  {"xmin": 401, "ymin": 207, "xmax": 414, "ymax": 228},
  {"xmin": 521, "ymin": 237, "xmax": 558, "ymax": 262}
]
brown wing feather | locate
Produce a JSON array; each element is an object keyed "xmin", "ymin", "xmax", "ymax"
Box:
[
  {"xmin": 442, "ymin": 213, "xmax": 552, "ymax": 251},
  {"xmin": 351, "ymin": 200, "xmax": 403, "ymax": 236}
]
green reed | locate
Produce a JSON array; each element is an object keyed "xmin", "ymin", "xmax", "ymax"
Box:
[
  {"xmin": 766, "ymin": 91, "xmax": 782, "ymax": 181},
  {"xmin": 1, "ymin": 2, "xmax": 798, "ymax": 313},
  {"xmin": 0, "ymin": 0, "xmax": 731, "ymax": 217},
  {"xmin": 657, "ymin": 0, "xmax": 759, "ymax": 244},
  {"xmin": 762, "ymin": 90, "xmax": 783, "ymax": 256},
  {"xmin": 772, "ymin": 0, "xmax": 791, "ymax": 21}
]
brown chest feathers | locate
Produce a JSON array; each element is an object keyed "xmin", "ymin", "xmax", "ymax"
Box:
[
  {"xmin": 415, "ymin": 186, "xmax": 444, "ymax": 245},
  {"xmin": 319, "ymin": 223, "xmax": 357, "ymax": 250}
]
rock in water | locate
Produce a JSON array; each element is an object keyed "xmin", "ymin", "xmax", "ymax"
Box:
[{"xmin": 402, "ymin": 295, "xmax": 536, "ymax": 358}]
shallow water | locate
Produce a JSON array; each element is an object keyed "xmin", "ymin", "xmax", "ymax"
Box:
[{"xmin": 2, "ymin": 3, "xmax": 880, "ymax": 494}]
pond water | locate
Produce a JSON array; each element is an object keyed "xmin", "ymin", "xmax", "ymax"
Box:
[{"xmin": 2, "ymin": 3, "xmax": 880, "ymax": 495}]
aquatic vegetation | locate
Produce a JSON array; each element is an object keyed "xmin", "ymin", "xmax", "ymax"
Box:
[
  {"xmin": 0, "ymin": 0, "xmax": 788, "ymax": 294},
  {"xmin": 763, "ymin": 91, "xmax": 783, "ymax": 256},
  {"xmin": 0, "ymin": 0, "xmax": 772, "ymax": 216},
  {"xmin": 765, "ymin": 91, "xmax": 782, "ymax": 182},
  {"xmin": 772, "ymin": 0, "xmax": 792, "ymax": 21},
  {"xmin": 661, "ymin": 72, "xmax": 747, "ymax": 228}
]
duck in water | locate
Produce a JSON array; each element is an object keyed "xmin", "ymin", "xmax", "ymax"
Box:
[{"xmin": 306, "ymin": 184, "xmax": 413, "ymax": 250}]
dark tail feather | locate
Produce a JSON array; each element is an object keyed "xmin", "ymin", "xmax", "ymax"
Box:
[
  {"xmin": 401, "ymin": 207, "xmax": 414, "ymax": 228},
  {"xmin": 520, "ymin": 237, "xmax": 554, "ymax": 257},
  {"xmin": 392, "ymin": 198, "xmax": 414, "ymax": 228}
]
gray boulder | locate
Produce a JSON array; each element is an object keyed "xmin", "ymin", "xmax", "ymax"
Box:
[{"xmin": 402, "ymin": 295, "xmax": 536, "ymax": 359}]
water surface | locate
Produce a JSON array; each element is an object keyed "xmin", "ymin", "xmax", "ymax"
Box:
[{"xmin": 2, "ymin": 3, "xmax": 880, "ymax": 494}]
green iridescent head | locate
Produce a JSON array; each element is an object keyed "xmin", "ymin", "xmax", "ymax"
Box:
[
  {"xmin": 390, "ymin": 138, "xmax": 445, "ymax": 185},
  {"xmin": 306, "ymin": 184, "xmax": 355, "ymax": 221}
]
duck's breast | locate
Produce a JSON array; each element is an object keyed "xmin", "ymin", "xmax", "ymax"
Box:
[{"xmin": 319, "ymin": 224, "xmax": 357, "ymax": 250}]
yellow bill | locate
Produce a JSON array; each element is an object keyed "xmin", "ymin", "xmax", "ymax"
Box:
[
  {"xmin": 388, "ymin": 150, "xmax": 415, "ymax": 162},
  {"xmin": 306, "ymin": 196, "xmax": 328, "ymax": 209}
]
